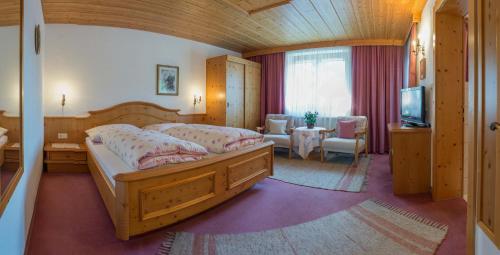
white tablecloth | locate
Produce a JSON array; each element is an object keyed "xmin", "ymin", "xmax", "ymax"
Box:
[{"xmin": 293, "ymin": 126, "xmax": 325, "ymax": 159}]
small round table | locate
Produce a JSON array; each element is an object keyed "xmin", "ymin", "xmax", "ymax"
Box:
[{"xmin": 293, "ymin": 126, "xmax": 326, "ymax": 159}]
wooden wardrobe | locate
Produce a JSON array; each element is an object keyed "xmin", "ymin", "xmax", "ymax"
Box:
[{"xmin": 206, "ymin": 55, "xmax": 261, "ymax": 130}]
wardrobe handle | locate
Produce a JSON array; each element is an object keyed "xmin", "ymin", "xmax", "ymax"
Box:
[{"xmin": 227, "ymin": 102, "xmax": 229, "ymax": 108}]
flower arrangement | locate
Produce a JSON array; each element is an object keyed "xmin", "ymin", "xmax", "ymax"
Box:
[{"xmin": 304, "ymin": 111, "xmax": 319, "ymax": 129}]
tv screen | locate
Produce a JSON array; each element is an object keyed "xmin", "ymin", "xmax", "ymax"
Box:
[{"xmin": 401, "ymin": 86, "xmax": 425, "ymax": 125}]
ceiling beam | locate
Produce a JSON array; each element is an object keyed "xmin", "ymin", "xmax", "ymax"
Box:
[
  {"xmin": 218, "ymin": 0, "xmax": 250, "ymax": 15},
  {"xmin": 248, "ymin": 0, "xmax": 291, "ymax": 15},
  {"xmin": 242, "ymin": 39, "xmax": 405, "ymax": 58},
  {"xmin": 412, "ymin": 0, "xmax": 428, "ymax": 22}
]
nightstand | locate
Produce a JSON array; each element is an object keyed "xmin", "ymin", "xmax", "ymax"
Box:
[
  {"xmin": 44, "ymin": 143, "xmax": 88, "ymax": 173},
  {"xmin": 3, "ymin": 143, "xmax": 20, "ymax": 171}
]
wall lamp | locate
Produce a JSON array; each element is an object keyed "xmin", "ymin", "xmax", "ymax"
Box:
[
  {"xmin": 412, "ymin": 39, "xmax": 425, "ymax": 57},
  {"xmin": 61, "ymin": 93, "xmax": 66, "ymax": 115},
  {"xmin": 193, "ymin": 95, "xmax": 202, "ymax": 107}
]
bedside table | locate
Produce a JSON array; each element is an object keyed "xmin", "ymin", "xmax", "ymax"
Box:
[
  {"xmin": 3, "ymin": 143, "xmax": 20, "ymax": 172},
  {"xmin": 44, "ymin": 143, "xmax": 88, "ymax": 173}
]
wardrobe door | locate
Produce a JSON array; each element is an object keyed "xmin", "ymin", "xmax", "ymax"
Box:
[
  {"xmin": 244, "ymin": 63, "xmax": 261, "ymax": 130},
  {"xmin": 226, "ymin": 61, "xmax": 244, "ymax": 128},
  {"xmin": 206, "ymin": 57, "xmax": 227, "ymax": 126}
]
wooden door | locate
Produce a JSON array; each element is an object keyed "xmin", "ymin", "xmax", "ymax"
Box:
[
  {"xmin": 478, "ymin": 0, "xmax": 500, "ymax": 246},
  {"xmin": 244, "ymin": 63, "xmax": 261, "ymax": 130},
  {"xmin": 226, "ymin": 61, "xmax": 244, "ymax": 128}
]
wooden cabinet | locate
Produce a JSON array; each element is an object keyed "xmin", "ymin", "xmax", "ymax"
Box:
[
  {"xmin": 388, "ymin": 123, "xmax": 431, "ymax": 195},
  {"xmin": 44, "ymin": 144, "xmax": 88, "ymax": 173},
  {"xmin": 206, "ymin": 55, "xmax": 261, "ymax": 130}
]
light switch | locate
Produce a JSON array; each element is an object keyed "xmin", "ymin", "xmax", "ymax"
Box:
[{"xmin": 58, "ymin": 133, "xmax": 68, "ymax": 139}]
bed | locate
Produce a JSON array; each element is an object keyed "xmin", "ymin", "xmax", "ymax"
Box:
[{"xmin": 82, "ymin": 102, "xmax": 274, "ymax": 240}]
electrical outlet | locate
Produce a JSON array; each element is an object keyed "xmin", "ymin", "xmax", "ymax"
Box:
[{"xmin": 58, "ymin": 133, "xmax": 68, "ymax": 139}]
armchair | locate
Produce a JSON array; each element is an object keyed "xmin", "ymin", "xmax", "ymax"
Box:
[
  {"xmin": 319, "ymin": 116, "xmax": 368, "ymax": 163},
  {"xmin": 256, "ymin": 114, "xmax": 295, "ymax": 159}
]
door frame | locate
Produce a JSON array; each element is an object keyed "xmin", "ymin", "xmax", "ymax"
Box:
[{"xmin": 465, "ymin": 0, "xmax": 481, "ymax": 253}]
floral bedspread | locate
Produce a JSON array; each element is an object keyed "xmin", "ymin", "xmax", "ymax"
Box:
[
  {"xmin": 144, "ymin": 123, "xmax": 264, "ymax": 153},
  {"xmin": 86, "ymin": 124, "xmax": 208, "ymax": 169}
]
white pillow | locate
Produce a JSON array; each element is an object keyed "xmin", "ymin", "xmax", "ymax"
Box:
[
  {"xmin": 268, "ymin": 119, "xmax": 287, "ymax": 135},
  {"xmin": 0, "ymin": 126, "xmax": 7, "ymax": 136},
  {"xmin": 85, "ymin": 124, "xmax": 141, "ymax": 143}
]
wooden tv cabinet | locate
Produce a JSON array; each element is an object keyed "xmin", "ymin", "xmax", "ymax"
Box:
[{"xmin": 388, "ymin": 123, "xmax": 431, "ymax": 195}]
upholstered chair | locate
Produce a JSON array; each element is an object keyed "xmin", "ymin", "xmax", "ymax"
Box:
[
  {"xmin": 256, "ymin": 114, "xmax": 295, "ymax": 159},
  {"xmin": 319, "ymin": 116, "xmax": 369, "ymax": 163}
]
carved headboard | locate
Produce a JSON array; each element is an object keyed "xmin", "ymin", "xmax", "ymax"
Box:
[
  {"xmin": 87, "ymin": 101, "xmax": 180, "ymax": 127},
  {"xmin": 45, "ymin": 101, "xmax": 207, "ymax": 143},
  {"xmin": 0, "ymin": 111, "xmax": 21, "ymax": 142}
]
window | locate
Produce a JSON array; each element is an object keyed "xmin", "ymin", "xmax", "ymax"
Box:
[{"xmin": 284, "ymin": 47, "xmax": 352, "ymax": 117}]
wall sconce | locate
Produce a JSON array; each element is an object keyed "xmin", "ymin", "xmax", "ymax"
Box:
[
  {"xmin": 412, "ymin": 39, "xmax": 425, "ymax": 57},
  {"xmin": 61, "ymin": 94, "xmax": 66, "ymax": 115},
  {"xmin": 193, "ymin": 95, "xmax": 202, "ymax": 107}
]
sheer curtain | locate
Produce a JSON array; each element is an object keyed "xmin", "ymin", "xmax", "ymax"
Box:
[{"xmin": 284, "ymin": 47, "xmax": 352, "ymax": 119}]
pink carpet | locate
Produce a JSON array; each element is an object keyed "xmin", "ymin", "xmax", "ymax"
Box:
[{"xmin": 26, "ymin": 155, "xmax": 466, "ymax": 255}]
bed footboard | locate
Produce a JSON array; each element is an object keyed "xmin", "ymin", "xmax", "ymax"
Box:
[{"xmin": 111, "ymin": 142, "xmax": 274, "ymax": 240}]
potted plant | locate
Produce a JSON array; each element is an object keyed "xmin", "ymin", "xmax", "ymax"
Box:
[{"xmin": 304, "ymin": 111, "xmax": 319, "ymax": 129}]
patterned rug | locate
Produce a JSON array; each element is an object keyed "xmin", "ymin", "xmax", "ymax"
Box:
[
  {"xmin": 157, "ymin": 200, "xmax": 448, "ymax": 255},
  {"xmin": 269, "ymin": 153, "xmax": 371, "ymax": 192}
]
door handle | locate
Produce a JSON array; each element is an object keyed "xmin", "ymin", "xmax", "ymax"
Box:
[{"xmin": 490, "ymin": 122, "xmax": 500, "ymax": 131}]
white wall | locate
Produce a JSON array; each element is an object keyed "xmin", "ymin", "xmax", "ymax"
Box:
[
  {"xmin": 44, "ymin": 25, "xmax": 240, "ymax": 116},
  {"xmin": 477, "ymin": 227, "xmax": 500, "ymax": 255},
  {"xmin": 0, "ymin": 0, "xmax": 45, "ymax": 254},
  {"xmin": 0, "ymin": 26, "xmax": 20, "ymax": 115},
  {"xmin": 416, "ymin": 0, "xmax": 435, "ymax": 124}
]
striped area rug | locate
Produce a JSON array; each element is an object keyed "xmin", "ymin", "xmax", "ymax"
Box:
[
  {"xmin": 270, "ymin": 154, "xmax": 371, "ymax": 192},
  {"xmin": 157, "ymin": 200, "xmax": 448, "ymax": 255}
]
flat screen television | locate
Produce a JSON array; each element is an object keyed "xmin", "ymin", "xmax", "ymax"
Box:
[{"xmin": 401, "ymin": 86, "xmax": 426, "ymax": 126}]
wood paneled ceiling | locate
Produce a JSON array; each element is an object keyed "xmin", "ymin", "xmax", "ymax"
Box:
[
  {"xmin": 41, "ymin": 0, "xmax": 426, "ymax": 54},
  {"xmin": 0, "ymin": 0, "xmax": 20, "ymax": 26}
]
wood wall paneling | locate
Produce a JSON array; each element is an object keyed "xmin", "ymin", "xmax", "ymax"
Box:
[
  {"xmin": 0, "ymin": 111, "xmax": 20, "ymax": 142},
  {"xmin": 41, "ymin": 0, "xmax": 427, "ymax": 53},
  {"xmin": 44, "ymin": 102, "xmax": 207, "ymax": 144},
  {"xmin": 432, "ymin": 13, "xmax": 465, "ymax": 201}
]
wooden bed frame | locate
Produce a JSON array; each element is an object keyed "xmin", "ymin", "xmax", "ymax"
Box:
[{"xmin": 81, "ymin": 102, "xmax": 274, "ymax": 240}]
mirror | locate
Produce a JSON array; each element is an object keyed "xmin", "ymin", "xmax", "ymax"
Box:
[{"xmin": 0, "ymin": 0, "xmax": 22, "ymax": 216}]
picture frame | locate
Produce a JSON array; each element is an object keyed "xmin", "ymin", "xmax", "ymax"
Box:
[
  {"xmin": 156, "ymin": 64, "xmax": 179, "ymax": 96},
  {"xmin": 419, "ymin": 58, "xmax": 426, "ymax": 80}
]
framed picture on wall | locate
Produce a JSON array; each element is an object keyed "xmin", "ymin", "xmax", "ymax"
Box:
[
  {"xmin": 157, "ymin": 64, "xmax": 179, "ymax": 96},
  {"xmin": 419, "ymin": 58, "xmax": 426, "ymax": 80}
]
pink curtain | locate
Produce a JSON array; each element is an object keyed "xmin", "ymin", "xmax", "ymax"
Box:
[
  {"xmin": 351, "ymin": 46, "xmax": 404, "ymax": 154},
  {"xmin": 247, "ymin": 52, "xmax": 285, "ymax": 125}
]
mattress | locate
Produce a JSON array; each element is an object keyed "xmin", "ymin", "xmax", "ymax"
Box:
[{"xmin": 86, "ymin": 137, "xmax": 135, "ymax": 186}]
